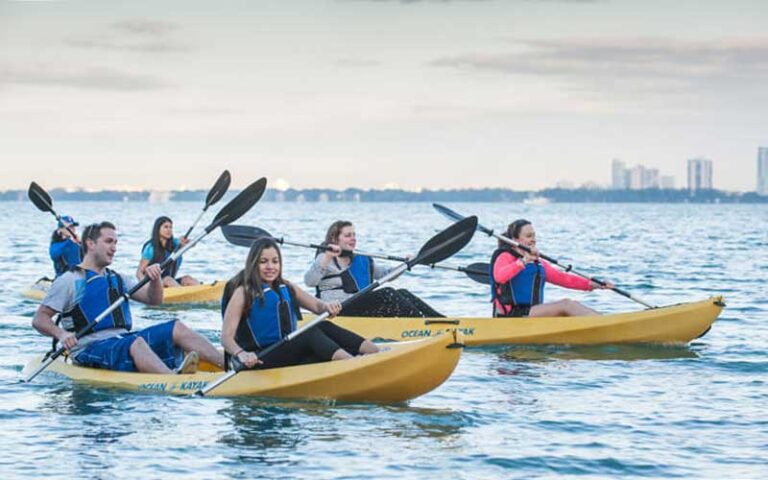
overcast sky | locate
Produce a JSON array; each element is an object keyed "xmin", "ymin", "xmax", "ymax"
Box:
[{"xmin": 1, "ymin": 0, "xmax": 766, "ymax": 192}]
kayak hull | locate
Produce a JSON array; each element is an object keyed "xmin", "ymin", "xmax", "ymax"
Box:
[
  {"xmin": 22, "ymin": 277, "xmax": 225, "ymax": 305},
  {"xmin": 299, "ymin": 297, "xmax": 724, "ymax": 346},
  {"xmin": 21, "ymin": 331, "xmax": 463, "ymax": 402}
]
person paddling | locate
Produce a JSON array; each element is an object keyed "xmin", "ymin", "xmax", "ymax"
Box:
[
  {"xmin": 49, "ymin": 215, "xmax": 81, "ymax": 277},
  {"xmin": 304, "ymin": 220, "xmax": 444, "ymax": 318},
  {"xmin": 137, "ymin": 216, "xmax": 200, "ymax": 287},
  {"xmin": 491, "ymin": 219, "xmax": 615, "ymax": 317},
  {"xmin": 32, "ymin": 221, "xmax": 224, "ymax": 374},
  {"xmin": 221, "ymin": 238, "xmax": 379, "ymax": 370}
]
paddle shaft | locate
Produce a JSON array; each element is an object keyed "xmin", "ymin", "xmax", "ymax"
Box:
[
  {"xmin": 494, "ymin": 234, "xmax": 654, "ymax": 308},
  {"xmin": 196, "ymin": 263, "xmax": 408, "ymax": 396},
  {"xmin": 433, "ymin": 204, "xmax": 655, "ymax": 308},
  {"xmin": 24, "ymin": 222, "xmax": 218, "ymax": 383},
  {"xmin": 181, "ymin": 210, "xmax": 207, "ymax": 240},
  {"xmin": 271, "ymin": 236, "xmax": 487, "ymax": 279}
]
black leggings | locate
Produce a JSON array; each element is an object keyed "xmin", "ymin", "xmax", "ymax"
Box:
[
  {"xmin": 341, "ymin": 287, "xmax": 444, "ymax": 318},
  {"xmin": 238, "ymin": 322, "xmax": 366, "ymax": 370}
]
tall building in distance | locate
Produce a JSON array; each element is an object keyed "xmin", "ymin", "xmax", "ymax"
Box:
[
  {"xmin": 687, "ymin": 157, "xmax": 713, "ymax": 191},
  {"xmin": 611, "ymin": 159, "xmax": 627, "ymax": 189},
  {"xmin": 611, "ymin": 159, "xmax": 669, "ymax": 190},
  {"xmin": 758, "ymin": 147, "xmax": 768, "ymax": 195}
]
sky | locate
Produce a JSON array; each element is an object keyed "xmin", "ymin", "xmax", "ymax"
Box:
[{"xmin": 1, "ymin": 0, "xmax": 767, "ymax": 192}]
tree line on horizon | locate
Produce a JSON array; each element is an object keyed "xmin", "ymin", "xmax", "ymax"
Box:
[{"xmin": 0, "ymin": 187, "xmax": 765, "ymax": 203}]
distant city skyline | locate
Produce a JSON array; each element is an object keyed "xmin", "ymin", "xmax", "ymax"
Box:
[
  {"xmin": 2, "ymin": 1, "xmax": 767, "ymax": 192},
  {"xmin": 610, "ymin": 159, "xmax": 675, "ymax": 191}
]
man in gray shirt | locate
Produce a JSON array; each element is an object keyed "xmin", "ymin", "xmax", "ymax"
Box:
[{"xmin": 32, "ymin": 221, "xmax": 224, "ymax": 373}]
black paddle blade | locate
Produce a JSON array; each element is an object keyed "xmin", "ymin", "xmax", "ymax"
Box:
[
  {"xmin": 28, "ymin": 182, "xmax": 54, "ymax": 214},
  {"xmin": 207, "ymin": 177, "xmax": 267, "ymax": 232},
  {"xmin": 410, "ymin": 216, "xmax": 478, "ymax": 268},
  {"xmin": 205, "ymin": 170, "xmax": 231, "ymax": 208},
  {"xmin": 221, "ymin": 224, "xmax": 272, "ymax": 247},
  {"xmin": 432, "ymin": 203, "xmax": 464, "ymax": 222},
  {"xmin": 464, "ymin": 262, "xmax": 490, "ymax": 284},
  {"xmin": 432, "ymin": 202, "xmax": 494, "ymax": 236}
]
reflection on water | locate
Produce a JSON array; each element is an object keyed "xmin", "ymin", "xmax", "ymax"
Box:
[
  {"xmin": 217, "ymin": 399, "xmax": 306, "ymax": 466},
  {"xmin": 494, "ymin": 343, "xmax": 700, "ymax": 363}
]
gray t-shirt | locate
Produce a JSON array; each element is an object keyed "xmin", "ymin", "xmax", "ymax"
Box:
[
  {"xmin": 42, "ymin": 268, "xmax": 137, "ymax": 349},
  {"xmin": 304, "ymin": 254, "xmax": 390, "ymax": 302}
]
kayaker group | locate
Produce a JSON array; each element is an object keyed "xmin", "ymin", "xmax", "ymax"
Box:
[{"xmin": 33, "ymin": 211, "xmax": 613, "ymax": 377}]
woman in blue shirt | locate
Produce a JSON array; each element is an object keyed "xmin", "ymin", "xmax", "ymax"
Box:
[
  {"xmin": 49, "ymin": 215, "xmax": 81, "ymax": 277},
  {"xmin": 137, "ymin": 216, "xmax": 199, "ymax": 287}
]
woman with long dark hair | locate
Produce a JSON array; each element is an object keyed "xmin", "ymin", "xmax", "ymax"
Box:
[
  {"xmin": 221, "ymin": 238, "xmax": 379, "ymax": 370},
  {"xmin": 304, "ymin": 220, "xmax": 443, "ymax": 318},
  {"xmin": 490, "ymin": 219, "xmax": 614, "ymax": 317},
  {"xmin": 137, "ymin": 216, "xmax": 199, "ymax": 287}
]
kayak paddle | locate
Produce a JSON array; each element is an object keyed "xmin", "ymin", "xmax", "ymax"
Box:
[
  {"xmin": 28, "ymin": 182, "xmax": 80, "ymax": 241},
  {"xmin": 432, "ymin": 203, "xmax": 656, "ymax": 309},
  {"xmin": 196, "ymin": 215, "xmax": 478, "ymax": 397},
  {"xmin": 221, "ymin": 224, "xmax": 490, "ymax": 282},
  {"xmin": 180, "ymin": 170, "xmax": 231, "ymax": 241},
  {"xmin": 23, "ymin": 177, "xmax": 268, "ymax": 383}
]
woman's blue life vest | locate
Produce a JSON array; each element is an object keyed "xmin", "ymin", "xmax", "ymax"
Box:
[
  {"xmin": 141, "ymin": 239, "xmax": 182, "ymax": 278},
  {"xmin": 235, "ymin": 284, "xmax": 302, "ymax": 352},
  {"xmin": 61, "ymin": 268, "xmax": 132, "ymax": 334},
  {"xmin": 49, "ymin": 239, "xmax": 82, "ymax": 277},
  {"xmin": 317, "ymin": 254, "xmax": 374, "ymax": 297},
  {"xmin": 490, "ymin": 248, "xmax": 547, "ymax": 308}
]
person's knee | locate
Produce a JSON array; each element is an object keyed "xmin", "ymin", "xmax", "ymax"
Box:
[
  {"xmin": 129, "ymin": 337, "xmax": 149, "ymax": 355},
  {"xmin": 559, "ymin": 298, "xmax": 580, "ymax": 314},
  {"xmin": 172, "ymin": 320, "xmax": 191, "ymax": 338},
  {"xmin": 359, "ymin": 340, "xmax": 379, "ymax": 354}
]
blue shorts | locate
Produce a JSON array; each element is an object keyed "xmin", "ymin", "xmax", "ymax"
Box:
[{"xmin": 74, "ymin": 320, "xmax": 182, "ymax": 372}]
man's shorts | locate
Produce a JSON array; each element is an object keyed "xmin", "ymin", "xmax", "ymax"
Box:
[{"xmin": 74, "ymin": 320, "xmax": 181, "ymax": 372}]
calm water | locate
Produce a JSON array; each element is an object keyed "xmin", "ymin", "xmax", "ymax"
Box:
[{"xmin": 0, "ymin": 201, "xmax": 766, "ymax": 478}]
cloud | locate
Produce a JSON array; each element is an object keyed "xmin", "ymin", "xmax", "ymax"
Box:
[
  {"xmin": 64, "ymin": 18, "xmax": 190, "ymax": 53},
  {"xmin": 334, "ymin": 58, "xmax": 382, "ymax": 68},
  {"xmin": 430, "ymin": 37, "xmax": 768, "ymax": 96},
  {"xmin": 112, "ymin": 19, "xmax": 177, "ymax": 36},
  {"xmin": 0, "ymin": 65, "xmax": 168, "ymax": 91}
]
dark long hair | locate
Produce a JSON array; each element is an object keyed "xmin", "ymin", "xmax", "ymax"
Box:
[
  {"xmin": 149, "ymin": 216, "xmax": 175, "ymax": 264},
  {"xmin": 238, "ymin": 238, "xmax": 294, "ymax": 319},
  {"xmin": 500, "ymin": 219, "xmax": 532, "ymax": 249}
]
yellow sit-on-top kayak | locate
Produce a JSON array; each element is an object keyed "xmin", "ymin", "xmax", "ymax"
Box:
[
  {"xmin": 22, "ymin": 277, "xmax": 226, "ymax": 305},
  {"xmin": 299, "ymin": 297, "xmax": 724, "ymax": 346},
  {"xmin": 21, "ymin": 331, "xmax": 464, "ymax": 402}
]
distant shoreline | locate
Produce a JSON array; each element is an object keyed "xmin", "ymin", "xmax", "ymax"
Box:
[{"xmin": 1, "ymin": 188, "xmax": 766, "ymax": 203}]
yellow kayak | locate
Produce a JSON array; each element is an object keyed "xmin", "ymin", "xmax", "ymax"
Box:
[
  {"xmin": 21, "ymin": 331, "xmax": 464, "ymax": 402},
  {"xmin": 22, "ymin": 277, "xmax": 225, "ymax": 305},
  {"xmin": 300, "ymin": 297, "xmax": 724, "ymax": 346}
]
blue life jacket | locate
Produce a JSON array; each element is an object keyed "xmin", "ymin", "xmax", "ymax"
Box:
[
  {"xmin": 61, "ymin": 268, "xmax": 132, "ymax": 334},
  {"xmin": 317, "ymin": 255, "xmax": 374, "ymax": 297},
  {"xmin": 236, "ymin": 284, "xmax": 298, "ymax": 351},
  {"xmin": 490, "ymin": 248, "xmax": 546, "ymax": 308},
  {"xmin": 49, "ymin": 239, "xmax": 82, "ymax": 277},
  {"xmin": 141, "ymin": 239, "xmax": 182, "ymax": 278}
]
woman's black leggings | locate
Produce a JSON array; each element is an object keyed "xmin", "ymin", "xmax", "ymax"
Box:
[
  {"xmin": 341, "ymin": 287, "xmax": 444, "ymax": 318},
  {"xmin": 234, "ymin": 322, "xmax": 366, "ymax": 371}
]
